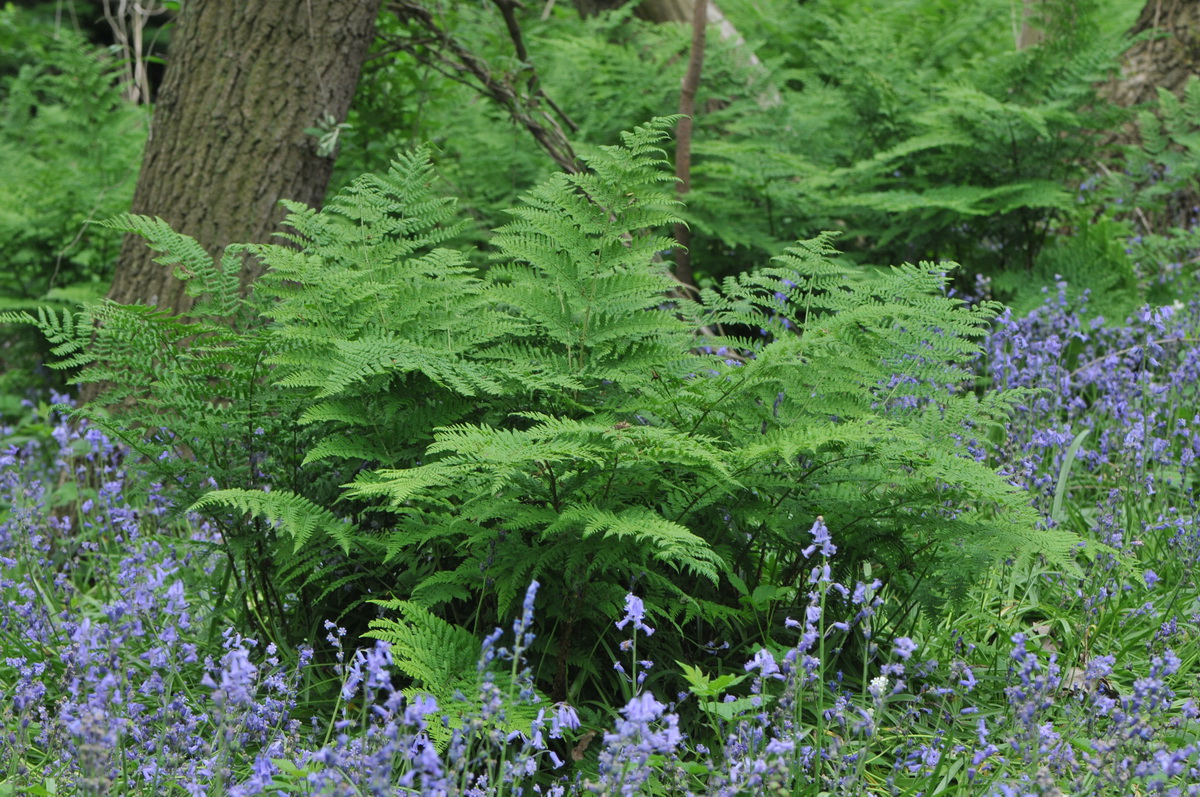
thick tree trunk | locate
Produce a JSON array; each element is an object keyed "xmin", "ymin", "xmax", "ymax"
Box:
[
  {"xmin": 108, "ymin": 0, "xmax": 382, "ymax": 313},
  {"xmin": 1109, "ymin": 0, "xmax": 1200, "ymax": 108}
]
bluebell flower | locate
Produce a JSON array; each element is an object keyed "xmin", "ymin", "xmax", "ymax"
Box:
[
  {"xmin": 801, "ymin": 516, "xmax": 837, "ymax": 559},
  {"xmin": 615, "ymin": 593, "xmax": 655, "ymax": 636},
  {"xmin": 745, "ymin": 648, "xmax": 783, "ymax": 680},
  {"xmin": 893, "ymin": 637, "xmax": 918, "ymax": 661}
]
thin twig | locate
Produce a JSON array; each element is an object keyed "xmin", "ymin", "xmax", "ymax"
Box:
[
  {"xmin": 386, "ymin": 0, "xmax": 581, "ymax": 173},
  {"xmin": 490, "ymin": 0, "xmax": 577, "ymax": 133}
]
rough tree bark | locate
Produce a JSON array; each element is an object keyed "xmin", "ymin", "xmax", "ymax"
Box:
[
  {"xmin": 108, "ymin": 0, "xmax": 383, "ymax": 313},
  {"xmin": 1109, "ymin": 0, "xmax": 1200, "ymax": 108}
]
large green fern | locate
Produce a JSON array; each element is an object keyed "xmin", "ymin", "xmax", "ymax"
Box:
[{"xmin": 8, "ymin": 118, "xmax": 1082, "ymax": 706}]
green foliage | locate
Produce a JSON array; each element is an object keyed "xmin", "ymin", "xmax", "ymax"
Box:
[
  {"xmin": 699, "ymin": 0, "xmax": 1123, "ymax": 277},
  {"xmin": 1098, "ymin": 76, "xmax": 1200, "ymax": 305},
  {"xmin": 996, "ymin": 216, "xmax": 1140, "ymax": 320},
  {"xmin": 334, "ymin": 0, "xmax": 1132, "ymax": 296},
  {"xmin": 365, "ymin": 600, "xmax": 482, "ymax": 704},
  {"xmin": 0, "ymin": 17, "xmax": 144, "ymax": 302},
  {"xmin": 0, "ymin": 217, "xmax": 354, "ymax": 648},
  {"xmin": 191, "ymin": 488, "xmax": 358, "ymax": 553},
  {"xmin": 691, "ymin": 236, "xmax": 1072, "ymax": 610},
  {"xmin": 14, "ymin": 119, "xmax": 1079, "ymax": 705},
  {"xmin": 363, "ymin": 599, "xmax": 548, "ymax": 747},
  {"xmin": 0, "ymin": 7, "xmax": 145, "ymax": 402},
  {"xmin": 332, "ymin": 3, "xmax": 561, "ymax": 256}
]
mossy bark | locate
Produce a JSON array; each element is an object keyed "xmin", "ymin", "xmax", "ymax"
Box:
[{"xmin": 108, "ymin": 0, "xmax": 382, "ymax": 313}]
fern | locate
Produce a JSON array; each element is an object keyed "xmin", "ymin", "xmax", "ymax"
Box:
[
  {"xmin": 325, "ymin": 122, "xmax": 1078, "ymax": 702},
  {"xmin": 189, "ymin": 489, "xmax": 358, "ymax": 554},
  {"xmin": 667, "ymin": 0, "xmax": 1126, "ymax": 285},
  {"xmin": 0, "ymin": 22, "xmax": 144, "ymax": 304},
  {"xmin": 1100, "ymin": 76, "xmax": 1200, "ymax": 303},
  {"xmin": 681, "ymin": 237, "xmax": 1077, "ymax": 602},
  {"xmin": 20, "ymin": 118, "xmax": 1085, "ymax": 706},
  {"xmin": 98, "ymin": 215, "xmax": 246, "ymax": 318},
  {"xmin": 364, "ymin": 600, "xmax": 548, "ymax": 747}
]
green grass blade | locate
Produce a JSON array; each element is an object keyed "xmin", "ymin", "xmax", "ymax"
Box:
[{"xmin": 1052, "ymin": 428, "xmax": 1090, "ymax": 525}]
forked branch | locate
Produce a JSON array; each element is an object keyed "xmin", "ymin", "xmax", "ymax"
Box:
[{"xmin": 383, "ymin": 0, "xmax": 581, "ymax": 173}]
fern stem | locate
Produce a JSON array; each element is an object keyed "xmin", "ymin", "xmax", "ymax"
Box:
[
  {"xmin": 647, "ymin": 378, "xmax": 687, "ymax": 427},
  {"xmin": 601, "ymin": 452, "xmax": 619, "ymax": 504},
  {"xmin": 686, "ymin": 366, "xmax": 751, "ymax": 436},
  {"xmin": 553, "ymin": 595, "xmax": 578, "ymax": 703},
  {"xmin": 670, "ymin": 481, "xmax": 719, "ymax": 525},
  {"xmin": 885, "ymin": 556, "xmax": 938, "ymax": 639},
  {"xmin": 542, "ymin": 461, "xmax": 561, "ymax": 512}
]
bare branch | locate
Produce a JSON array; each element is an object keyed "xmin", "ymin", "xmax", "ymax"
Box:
[
  {"xmin": 493, "ymin": 0, "xmax": 530, "ymax": 65},
  {"xmin": 385, "ymin": 0, "xmax": 581, "ymax": 173}
]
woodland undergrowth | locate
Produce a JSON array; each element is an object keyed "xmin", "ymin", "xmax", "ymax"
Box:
[{"xmin": 2, "ymin": 119, "xmax": 1075, "ymax": 717}]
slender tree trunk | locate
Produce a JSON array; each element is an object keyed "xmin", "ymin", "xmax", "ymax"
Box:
[
  {"xmin": 572, "ymin": 0, "xmax": 776, "ymax": 109},
  {"xmin": 1109, "ymin": 0, "xmax": 1200, "ymax": 108},
  {"xmin": 673, "ymin": 0, "xmax": 707, "ymax": 290},
  {"xmin": 108, "ymin": 0, "xmax": 382, "ymax": 313}
]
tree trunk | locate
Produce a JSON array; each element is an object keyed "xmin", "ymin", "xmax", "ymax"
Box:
[
  {"xmin": 572, "ymin": 0, "xmax": 774, "ymax": 105},
  {"xmin": 673, "ymin": 0, "xmax": 707, "ymax": 290},
  {"xmin": 574, "ymin": 0, "xmax": 735, "ymax": 35},
  {"xmin": 1109, "ymin": 0, "xmax": 1200, "ymax": 108},
  {"xmin": 108, "ymin": 0, "xmax": 382, "ymax": 313},
  {"xmin": 1016, "ymin": 0, "xmax": 1045, "ymax": 51},
  {"xmin": 629, "ymin": 0, "xmax": 691, "ymax": 22}
]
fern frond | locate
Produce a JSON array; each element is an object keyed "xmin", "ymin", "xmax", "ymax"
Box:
[
  {"xmin": 365, "ymin": 600, "xmax": 481, "ymax": 693},
  {"xmin": 189, "ymin": 488, "xmax": 358, "ymax": 553},
  {"xmin": 364, "ymin": 600, "xmax": 550, "ymax": 748},
  {"xmin": 100, "ymin": 214, "xmax": 243, "ymax": 317},
  {"xmin": 548, "ymin": 505, "xmax": 723, "ymax": 584}
]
